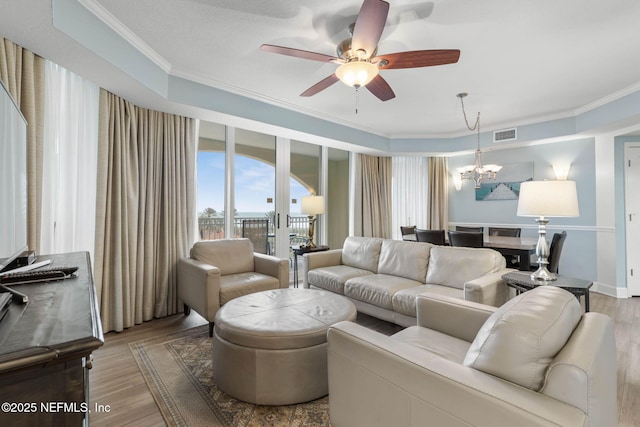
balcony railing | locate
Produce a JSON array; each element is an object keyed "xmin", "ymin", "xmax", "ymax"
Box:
[{"xmin": 198, "ymin": 215, "xmax": 310, "ymax": 249}]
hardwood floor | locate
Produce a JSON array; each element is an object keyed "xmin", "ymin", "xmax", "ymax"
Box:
[
  {"xmin": 89, "ymin": 313, "xmax": 207, "ymax": 426},
  {"xmin": 89, "ymin": 292, "xmax": 640, "ymax": 426}
]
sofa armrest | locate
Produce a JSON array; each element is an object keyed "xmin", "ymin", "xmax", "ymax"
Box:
[
  {"xmin": 304, "ymin": 249, "xmax": 343, "ymax": 270},
  {"xmin": 177, "ymin": 257, "xmax": 221, "ymax": 322},
  {"xmin": 416, "ymin": 294, "xmax": 496, "ymax": 342},
  {"xmin": 464, "ymin": 268, "xmax": 516, "ymax": 306},
  {"xmin": 327, "ymin": 321, "xmax": 585, "ymax": 427},
  {"xmin": 303, "ymin": 249, "xmax": 343, "ymax": 287},
  {"xmin": 541, "ymin": 313, "xmax": 617, "ymax": 426},
  {"xmin": 254, "ymin": 253, "xmax": 289, "ymax": 288}
]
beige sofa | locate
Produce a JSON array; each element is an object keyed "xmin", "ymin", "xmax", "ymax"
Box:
[
  {"xmin": 304, "ymin": 236, "xmax": 511, "ymax": 326},
  {"xmin": 327, "ymin": 286, "xmax": 617, "ymax": 427},
  {"xmin": 177, "ymin": 238, "xmax": 289, "ymax": 336}
]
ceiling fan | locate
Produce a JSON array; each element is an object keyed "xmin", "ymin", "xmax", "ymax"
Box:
[{"xmin": 261, "ymin": 0, "xmax": 460, "ymax": 101}]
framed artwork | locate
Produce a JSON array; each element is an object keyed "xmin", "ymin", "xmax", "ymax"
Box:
[{"xmin": 475, "ymin": 162, "xmax": 533, "ymax": 201}]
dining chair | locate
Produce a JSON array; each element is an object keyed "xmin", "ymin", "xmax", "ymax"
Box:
[
  {"xmin": 488, "ymin": 227, "xmax": 522, "ymax": 266},
  {"xmin": 447, "ymin": 231, "xmax": 484, "ymax": 248},
  {"xmin": 415, "ymin": 229, "xmax": 446, "ymax": 245},
  {"xmin": 400, "ymin": 225, "xmax": 417, "ymax": 241},
  {"xmin": 488, "ymin": 227, "xmax": 521, "ymax": 237},
  {"xmin": 456, "ymin": 226, "xmax": 484, "ymax": 233},
  {"xmin": 242, "ymin": 218, "xmax": 270, "ymax": 254},
  {"xmin": 400, "ymin": 225, "xmax": 416, "ymax": 235},
  {"xmin": 530, "ymin": 231, "xmax": 567, "ymax": 274}
]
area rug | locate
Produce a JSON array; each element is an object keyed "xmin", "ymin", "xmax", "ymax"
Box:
[{"xmin": 130, "ymin": 324, "xmax": 331, "ymax": 427}]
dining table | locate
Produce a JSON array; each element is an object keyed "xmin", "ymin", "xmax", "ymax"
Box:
[{"xmin": 402, "ymin": 234, "xmax": 538, "ymax": 271}]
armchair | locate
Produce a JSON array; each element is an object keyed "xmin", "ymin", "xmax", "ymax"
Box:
[
  {"xmin": 327, "ymin": 286, "xmax": 616, "ymax": 427},
  {"xmin": 178, "ymin": 238, "xmax": 288, "ymax": 336}
]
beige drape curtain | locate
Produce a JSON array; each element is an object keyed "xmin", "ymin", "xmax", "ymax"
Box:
[
  {"xmin": 356, "ymin": 154, "xmax": 392, "ymax": 238},
  {"xmin": 427, "ymin": 157, "xmax": 449, "ymax": 230},
  {"xmin": 95, "ymin": 89, "xmax": 197, "ymax": 333},
  {"xmin": 0, "ymin": 38, "xmax": 45, "ymax": 252}
]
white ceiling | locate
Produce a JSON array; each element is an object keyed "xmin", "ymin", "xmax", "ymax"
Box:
[{"xmin": 2, "ymin": 0, "xmax": 640, "ymax": 140}]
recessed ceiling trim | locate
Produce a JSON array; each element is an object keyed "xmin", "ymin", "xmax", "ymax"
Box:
[
  {"xmin": 79, "ymin": 0, "xmax": 171, "ymax": 73},
  {"xmin": 171, "ymin": 69, "xmax": 390, "ymax": 138},
  {"xmin": 574, "ymin": 81, "xmax": 640, "ymax": 116}
]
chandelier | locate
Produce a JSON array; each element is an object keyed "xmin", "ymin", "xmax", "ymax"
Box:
[{"xmin": 456, "ymin": 93, "xmax": 502, "ymax": 189}]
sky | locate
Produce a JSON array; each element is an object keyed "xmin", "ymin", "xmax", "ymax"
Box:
[{"xmin": 197, "ymin": 152, "xmax": 308, "ymax": 216}]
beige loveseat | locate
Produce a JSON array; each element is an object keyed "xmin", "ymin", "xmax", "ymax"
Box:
[
  {"xmin": 177, "ymin": 238, "xmax": 289, "ymax": 336},
  {"xmin": 327, "ymin": 286, "xmax": 617, "ymax": 427},
  {"xmin": 304, "ymin": 236, "xmax": 511, "ymax": 326}
]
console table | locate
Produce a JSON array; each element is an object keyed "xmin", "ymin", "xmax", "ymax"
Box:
[
  {"xmin": 502, "ymin": 271, "xmax": 593, "ymax": 312},
  {"xmin": 292, "ymin": 245, "xmax": 329, "ymax": 288},
  {"xmin": 0, "ymin": 251, "xmax": 104, "ymax": 426}
]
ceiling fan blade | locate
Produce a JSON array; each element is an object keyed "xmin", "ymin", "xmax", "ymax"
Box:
[
  {"xmin": 365, "ymin": 74, "xmax": 395, "ymax": 101},
  {"xmin": 261, "ymin": 44, "xmax": 338, "ymax": 63},
  {"xmin": 300, "ymin": 74, "xmax": 340, "ymax": 97},
  {"xmin": 351, "ymin": 0, "xmax": 390, "ymax": 58},
  {"xmin": 374, "ymin": 49, "xmax": 461, "ymax": 69}
]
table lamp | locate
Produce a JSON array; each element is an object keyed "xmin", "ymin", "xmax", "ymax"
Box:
[
  {"xmin": 516, "ymin": 180, "xmax": 579, "ymax": 281},
  {"xmin": 301, "ymin": 195, "xmax": 325, "ymax": 248}
]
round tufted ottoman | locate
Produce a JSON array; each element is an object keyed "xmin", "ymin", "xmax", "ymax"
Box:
[{"xmin": 212, "ymin": 288, "xmax": 357, "ymax": 405}]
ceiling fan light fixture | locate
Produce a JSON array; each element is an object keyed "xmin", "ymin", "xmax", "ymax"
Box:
[{"xmin": 336, "ymin": 61, "xmax": 378, "ymax": 88}]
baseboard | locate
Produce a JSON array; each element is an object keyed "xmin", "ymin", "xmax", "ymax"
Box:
[{"xmin": 592, "ymin": 281, "xmax": 628, "ymax": 298}]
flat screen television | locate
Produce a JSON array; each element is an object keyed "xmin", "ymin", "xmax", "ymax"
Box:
[{"xmin": 0, "ymin": 79, "xmax": 28, "ymax": 272}]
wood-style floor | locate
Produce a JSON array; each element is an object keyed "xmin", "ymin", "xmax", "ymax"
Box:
[{"xmin": 89, "ymin": 292, "xmax": 640, "ymax": 427}]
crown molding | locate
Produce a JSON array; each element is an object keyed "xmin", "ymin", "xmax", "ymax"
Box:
[
  {"xmin": 170, "ymin": 69, "xmax": 389, "ymax": 138},
  {"xmin": 79, "ymin": 0, "xmax": 171, "ymax": 73},
  {"xmin": 574, "ymin": 81, "xmax": 640, "ymax": 116}
]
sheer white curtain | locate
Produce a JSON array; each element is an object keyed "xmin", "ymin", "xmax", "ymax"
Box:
[
  {"xmin": 40, "ymin": 61, "xmax": 99, "ymax": 258},
  {"xmin": 391, "ymin": 156, "xmax": 429, "ymax": 240}
]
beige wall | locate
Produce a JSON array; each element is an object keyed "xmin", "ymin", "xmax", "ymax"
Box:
[{"xmin": 328, "ymin": 158, "xmax": 349, "ymax": 249}]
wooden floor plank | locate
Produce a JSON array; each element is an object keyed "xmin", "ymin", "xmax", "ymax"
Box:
[{"xmin": 89, "ymin": 292, "xmax": 640, "ymax": 426}]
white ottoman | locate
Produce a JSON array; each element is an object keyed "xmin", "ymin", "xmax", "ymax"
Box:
[{"xmin": 212, "ymin": 288, "xmax": 357, "ymax": 405}]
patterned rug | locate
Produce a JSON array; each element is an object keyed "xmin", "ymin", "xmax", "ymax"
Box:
[{"xmin": 130, "ymin": 324, "xmax": 331, "ymax": 427}]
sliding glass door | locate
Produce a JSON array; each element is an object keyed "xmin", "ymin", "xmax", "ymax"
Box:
[
  {"xmin": 197, "ymin": 122, "xmax": 226, "ymax": 241},
  {"xmin": 234, "ymin": 129, "xmax": 276, "ymax": 255},
  {"xmin": 197, "ymin": 121, "xmax": 350, "ymax": 261},
  {"xmin": 289, "ymin": 140, "xmax": 321, "ymax": 250}
]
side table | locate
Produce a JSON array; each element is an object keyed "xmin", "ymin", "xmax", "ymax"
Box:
[
  {"xmin": 292, "ymin": 245, "xmax": 329, "ymax": 288},
  {"xmin": 502, "ymin": 271, "xmax": 593, "ymax": 312}
]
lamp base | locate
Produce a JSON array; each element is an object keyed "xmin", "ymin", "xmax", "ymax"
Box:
[
  {"xmin": 531, "ymin": 216, "xmax": 556, "ymax": 281},
  {"xmin": 307, "ymin": 215, "xmax": 316, "ymax": 248},
  {"xmin": 530, "ymin": 265, "xmax": 557, "ymax": 282}
]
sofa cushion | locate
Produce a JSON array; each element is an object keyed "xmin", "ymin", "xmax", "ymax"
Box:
[
  {"xmin": 341, "ymin": 236, "xmax": 384, "ymax": 273},
  {"xmin": 191, "ymin": 239, "xmax": 254, "ymax": 275},
  {"xmin": 345, "ymin": 274, "xmax": 422, "ymax": 310},
  {"xmin": 377, "ymin": 240, "xmax": 432, "ymax": 283},
  {"xmin": 426, "ymin": 246, "xmax": 506, "ymax": 289},
  {"xmin": 463, "ymin": 286, "xmax": 582, "ymax": 391},
  {"xmin": 308, "ymin": 265, "xmax": 374, "ymax": 295},
  {"xmin": 392, "ymin": 285, "xmax": 463, "ymax": 317}
]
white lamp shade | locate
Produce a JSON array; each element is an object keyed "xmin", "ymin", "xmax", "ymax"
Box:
[
  {"xmin": 517, "ymin": 180, "xmax": 579, "ymax": 217},
  {"xmin": 301, "ymin": 195, "xmax": 325, "ymax": 215}
]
